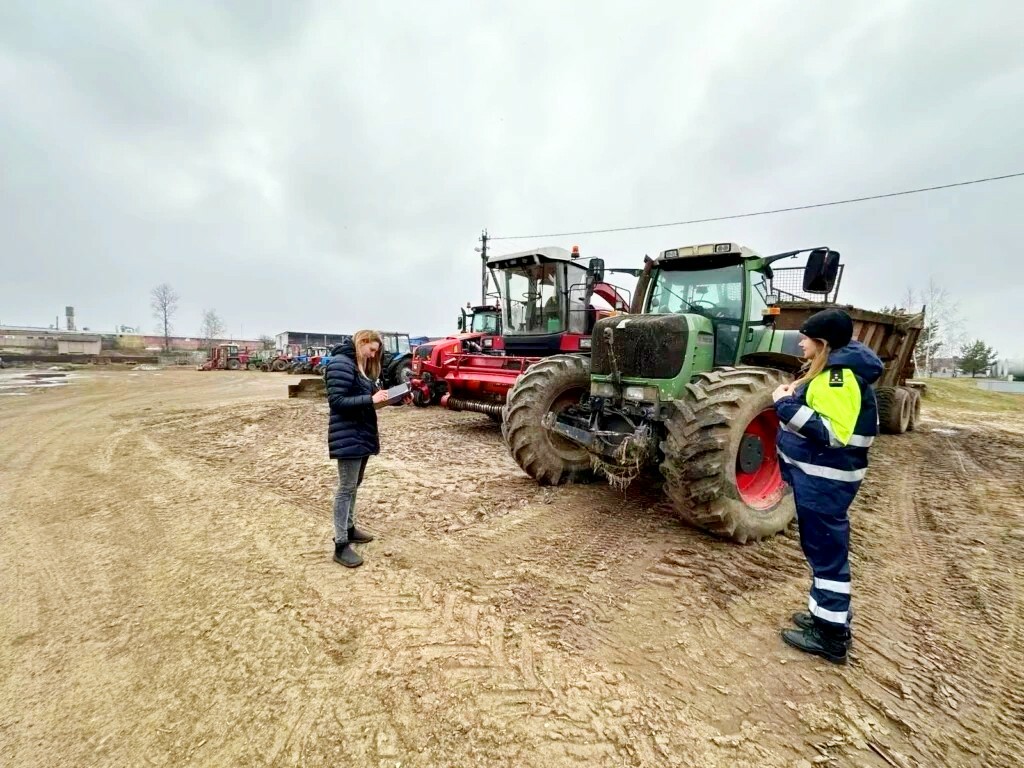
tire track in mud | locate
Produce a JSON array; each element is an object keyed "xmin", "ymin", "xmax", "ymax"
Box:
[
  {"xmin": 60, "ymin": 377, "xmax": 1023, "ymax": 768},
  {"xmin": 841, "ymin": 426, "xmax": 1024, "ymax": 768}
]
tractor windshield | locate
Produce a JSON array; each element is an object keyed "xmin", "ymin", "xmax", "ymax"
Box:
[
  {"xmin": 503, "ymin": 262, "xmax": 563, "ymax": 335},
  {"xmin": 471, "ymin": 311, "xmax": 499, "ymax": 334},
  {"xmin": 385, "ymin": 335, "xmax": 411, "ymax": 356},
  {"xmin": 648, "ymin": 264, "xmax": 745, "ymax": 364},
  {"xmin": 647, "ymin": 265, "xmax": 744, "ymax": 318}
]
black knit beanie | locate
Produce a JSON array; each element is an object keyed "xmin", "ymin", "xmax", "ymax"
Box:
[{"xmin": 800, "ymin": 308, "xmax": 853, "ymax": 349}]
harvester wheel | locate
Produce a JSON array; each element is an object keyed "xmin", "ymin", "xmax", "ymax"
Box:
[
  {"xmin": 661, "ymin": 367, "xmax": 795, "ymax": 543},
  {"xmin": 272, "ymin": 359, "xmax": 289, "ymax": 372},
  {"xmin": 877, "ymin": 386, "xmax": 910, "ymax": 434},
  {"xmin": 502, "ymin": 354, "xmax": 593, "ymax": 485},
  {"xmin": 227, "ymin": 359, "xmax": 241, "ymax": 371}
]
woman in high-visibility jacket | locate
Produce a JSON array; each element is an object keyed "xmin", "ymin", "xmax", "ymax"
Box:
[{"xmin": 773, "ymin": 308, "xmax": 884, "ymax": 664}]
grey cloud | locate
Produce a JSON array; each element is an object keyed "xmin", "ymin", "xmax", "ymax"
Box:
[{"xmin": 1, "ymin": 0, "xmax": 1022, "ymax": 355}]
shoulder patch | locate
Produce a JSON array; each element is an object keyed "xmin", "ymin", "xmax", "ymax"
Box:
[{"xmin": 829, "ymin": 368, "xmax": 844, "ymax": 387}]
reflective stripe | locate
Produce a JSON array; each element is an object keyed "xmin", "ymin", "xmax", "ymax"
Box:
[
  {"xmin": 848, "ymin": 434, "xmax": 875, "ymax": 447},
  {"xmin": 809, "ymin": 596, "xmax": 848, "ymax": 625},
  {"xmin": 780, "ymin": 421, "xmax": 805, "ymax": 438},
  {"xmin": 819, "ymin": 415, "xmax": 844, "ymax": 448},
  {"xmin": 779, "ymin": 450, "xmax": 867, "ymax": 482},
  {"xmin": 813, "ymin": 577, "xmax": 851, "ymax": 595},
  {"xmin": 788, "ymin": 405, "xmax": 815, "ymax": 431}
]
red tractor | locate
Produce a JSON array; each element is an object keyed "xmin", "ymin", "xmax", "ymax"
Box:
[
  {"xmin": 199, "ymin": 344, "xmax": 252, "ymax": 371},
  {"xmin": 409, "ymin": 246, "xmax": 633, "ymax": 419}
]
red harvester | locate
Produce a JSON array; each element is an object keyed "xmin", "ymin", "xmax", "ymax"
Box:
[{"xmin": 410, "ymin": 246, "xmax": 633, "ymax": 420}]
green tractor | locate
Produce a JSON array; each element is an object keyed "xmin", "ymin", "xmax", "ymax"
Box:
[{"xmin": 501, "ymin": 242, "xmax": 849, "ymax": 543}]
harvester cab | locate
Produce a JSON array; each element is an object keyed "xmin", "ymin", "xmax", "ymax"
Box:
[{"xmin": 488, "ymin": 245, "xmax": 630, "ymax": 357}]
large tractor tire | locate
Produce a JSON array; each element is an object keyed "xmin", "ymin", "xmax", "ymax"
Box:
[
  {"xmin": 502, "ymin": 354, "xmax": 594, "ymax": 486},
  {"xmin": 661, "ymin": 367, "xmax": 796, "ymax": 543},
  {"xmin": 271, "ymin": 358, "xmax": 289, "ymax": 373},
  {"xmin": 877, "ymin": 386, "xmax": 910, "ymax": 434},
  {"xmin": 227, "ymin": 358, "xmax": 241, "ymax": 371}
]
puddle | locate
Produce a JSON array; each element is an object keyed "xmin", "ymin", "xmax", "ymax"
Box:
[{"xmin": 0, "ymin": 371, "xmax": 80, "ymax": 394}]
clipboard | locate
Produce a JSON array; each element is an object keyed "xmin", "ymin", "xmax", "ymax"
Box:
[{"xmin": 384, "ymin": 382, "xmax": 411, "ymax": 405}]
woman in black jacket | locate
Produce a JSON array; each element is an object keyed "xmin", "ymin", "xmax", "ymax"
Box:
[{"xmin": 325, "ymin": 329, "xmax": 399, "ymax": 567}]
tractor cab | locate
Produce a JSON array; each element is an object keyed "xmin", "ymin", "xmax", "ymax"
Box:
[
  {"xmin": 488, "ymin": 246, "xmax": 629, "ymax": 357},
  {"xmin": 458, "ymin": 304, "xmax": 502, "ymax": 335},
  {"xmin": 632, "ymin": 243, "xmax": 842, "ymax": 368}
]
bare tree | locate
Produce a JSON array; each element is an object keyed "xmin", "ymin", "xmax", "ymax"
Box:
[
  {"xmin": 258, "ymin": 334, "xmax": 276, "ymax": 351},
  {"xmin": 199, "ymin": 309, "xmax": 226, "ymax": 351},
  {"xmin": 900, "ymin": 278, "xmax": 964, "ymax": 377},
  {"xmin": 150, "ymin": 283, "xmax": 179, "ymax": 352}
]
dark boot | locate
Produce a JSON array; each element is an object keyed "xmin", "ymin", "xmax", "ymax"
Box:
[
  {"xmin": 792, "ymin": 610, "xmax": 854, "ymax": 640},
  {"xmin": 348, "ymin": 525, "xmax": 375, "ymax": 544},
  {"xmin": 333, "ymin": 540, "xmax": 363, "ymax": 568},
  {"xmin": 781, "ymin": 624, "xmax": 849, "ymax": 664}
]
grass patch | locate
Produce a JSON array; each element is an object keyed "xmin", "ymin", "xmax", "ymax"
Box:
[{"xmin": 917, "ymin": 378, "xmax": 1024, "ymax": 414}]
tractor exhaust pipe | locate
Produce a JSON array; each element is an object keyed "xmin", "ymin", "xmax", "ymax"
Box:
[{"xmin": 442, "ymin": 395, "xmax": 503, "ymax": 418}]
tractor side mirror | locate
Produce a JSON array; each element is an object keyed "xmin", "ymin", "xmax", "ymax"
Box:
[
  {"xmin": 587, "ymin": 258, "xmax": 605, "ymax": 283},
  {"xmin": 803, "ymin": 249, "xmax": 840, "ymax": 293},
  {"xmin": 457, "ymin": 315, "xmax": 464, "ymax": 331}
]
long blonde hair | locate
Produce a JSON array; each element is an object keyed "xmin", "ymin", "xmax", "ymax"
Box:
[
  {"xmin": 792, "ymin": 340, "xmax": 831, "ymax": 389},
  {"xmin": 352, "ymin": 329, "xmax": 384, "ymax": 381}
]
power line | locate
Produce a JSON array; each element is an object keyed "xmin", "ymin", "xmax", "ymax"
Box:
[{"xmin": 489, "ymin": 171, "xmax": 1024, "ymax": 241}]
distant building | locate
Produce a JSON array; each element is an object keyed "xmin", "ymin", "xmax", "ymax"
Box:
[
  {"xmin": 275, "ymin": 331, "xmax": 352, "ymax": 355},
  {"xmin": 0, "ymin": 325, "xmax": 101, "ymax": 356}
]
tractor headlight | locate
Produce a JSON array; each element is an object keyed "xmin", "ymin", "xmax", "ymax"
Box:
[
  {"xmin": 591, "ymin": 381, "xmax": 618, "ymax": 398},
  {"xmin": 483, "ymin": 337, "xmax": 493, "ymax": 348},
  {"xmin": 578, "ymin": 338, "xmax": 592, "ymax": 350},
  {"xmin": 623, "ymin": 385, "xmax": 659, "ymax": 402}
]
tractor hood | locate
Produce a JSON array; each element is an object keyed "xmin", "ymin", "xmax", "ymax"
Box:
[{"xmin": 591, "ymin": 313, "xmax": 690, "ymax": 380}]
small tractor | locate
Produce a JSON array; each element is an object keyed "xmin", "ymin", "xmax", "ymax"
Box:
[
  {"xmin": 289, "ymin": 346, "xmax": 329, "ymax": 375},
  {"xmin": 501, "ymin": 242, "xmax": 923, "ymax": 543},
  {"xmin": 409, "ymin": 246, "xmax": 632, "ymax": 417},
  {"xmin": 199, "ymin": 344, "xmax": 250, "ymax": 371},
  {"xmin": 456, "ymin": 303, "xmax": 503, "ymax": 352}
]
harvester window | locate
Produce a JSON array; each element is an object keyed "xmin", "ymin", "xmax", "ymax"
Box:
[{"xmin": 505, "ymin": 263, "xmax": 562, "ymax": 334}]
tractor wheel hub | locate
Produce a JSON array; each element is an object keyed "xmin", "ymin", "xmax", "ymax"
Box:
[{"xmin": 738, "ymin": 434, "xmax": 764, "ymax": 474}]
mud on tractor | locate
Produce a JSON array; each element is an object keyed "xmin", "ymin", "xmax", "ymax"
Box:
[
  {"xmin": 410, "ymin": 246, "xmax": 633, "ymax": 419},
  {"xmin": 502, "ymin": 242, "xmax": 924, "ymax": 543}
]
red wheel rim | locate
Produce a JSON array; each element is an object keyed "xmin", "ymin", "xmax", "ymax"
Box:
[{"xmin": 736, "ymin": 409, "xmax": 785, "ymax": 509}]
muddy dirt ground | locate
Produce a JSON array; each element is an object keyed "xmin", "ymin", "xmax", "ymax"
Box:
[{"xmin": 1, "ymin": 369, "xmax": 1022, "ymax": 767}]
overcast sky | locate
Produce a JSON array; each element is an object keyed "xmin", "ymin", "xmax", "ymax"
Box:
[{"xmin": 1, "ymin": 1, "xmax": 1022, "ymax": 356}]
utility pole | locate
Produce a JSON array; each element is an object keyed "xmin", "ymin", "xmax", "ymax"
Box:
[{"xmin": 479, "ymin": 229, "xmax": 489, "ymax": 305}]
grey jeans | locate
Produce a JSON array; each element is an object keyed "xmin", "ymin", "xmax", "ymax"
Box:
[{"xmin": 333, "ymin": 457, "xmax": 369, "ymax": 542}]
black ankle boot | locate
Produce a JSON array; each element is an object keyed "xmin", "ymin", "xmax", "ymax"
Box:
[
  {"xmin": 333, "ymin": 540, "xmax": 363, "ymax": 568},
  {"xmin": 781, "ymin": 624, "xmax": 849, "ymax": 664},
  {"xmin": 348, "ymin": 525, "xmax": 374, "ymax": 544},
  {"xmin": 792, "ymin": 611, "xmax": 854, "ymax": 640}
]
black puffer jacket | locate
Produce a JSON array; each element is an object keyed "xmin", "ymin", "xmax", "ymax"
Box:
[{"xmin": 325, "ymin": 339, "xmax": 380, "ymax": 460}]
